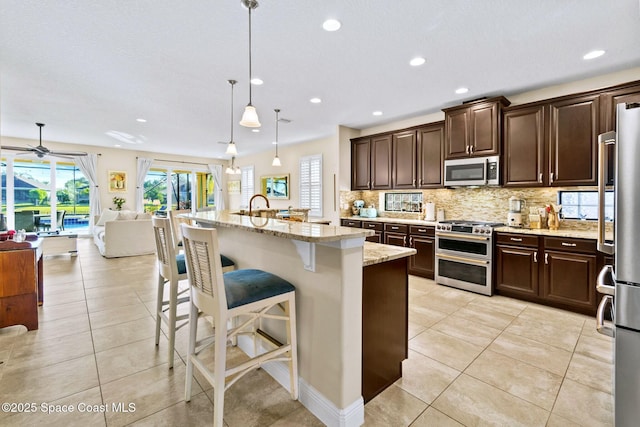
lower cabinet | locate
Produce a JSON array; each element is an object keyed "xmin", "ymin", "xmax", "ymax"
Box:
[
  {"xmin": 495, "ymin": 233, "xmax": 599, "ymax": 315},
  {"xmin": 384, "ymin": 223, "xmax": 408, "ymax": 247},
  {"xmin": 362, "ymin": 221, "xmax": 384, "ymax": 243},
  {"xmin": 408, "ymin": 225, "xmax": 435, "ymax": 279}
]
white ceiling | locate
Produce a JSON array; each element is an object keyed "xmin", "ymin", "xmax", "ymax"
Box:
[{"xmin": 1, "ymin": 0, "xmax": 640, "ymax": 159}]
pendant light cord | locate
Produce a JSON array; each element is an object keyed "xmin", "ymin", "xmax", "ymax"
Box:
[
  {"xmin": 230, "ymin": 81, "xmax": 235, "ymax": 141},
  {"xmin": 248, "ymin": 6, "xmax": 253, "ymax": 105},
  {"xmin": 275, "ymin": 109, "xmax": 279, "ymax": 157}
]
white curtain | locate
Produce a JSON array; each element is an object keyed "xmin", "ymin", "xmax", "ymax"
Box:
[
  {"xmin": 74, "ymin": 154, "xmax": 101, "ymax": 232},
  {"xmin": 208, "ymin": 164, "xmax": 224, "ymax": 210},
  {"xmin": 136, "ymin": 157, "xmax": 154, "ymax": 212}
]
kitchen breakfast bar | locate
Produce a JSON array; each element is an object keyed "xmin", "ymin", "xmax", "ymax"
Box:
[{"xmin": 185, "ymin": 211, "xmax": 415, "ymax": 427}]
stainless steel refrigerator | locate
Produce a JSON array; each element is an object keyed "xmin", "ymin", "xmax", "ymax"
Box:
[{"xmin": 596, "ymin": 102, "xmax": 640, "ymax": 427}]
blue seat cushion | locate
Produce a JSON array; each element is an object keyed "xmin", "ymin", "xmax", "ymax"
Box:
[
  {"xmin": 223, "ymin": 269, "xmax": 294, "ymax": 309},
  {"xmin": 176, "ymin": 253, "xmax": 234, "ymax": 274}
]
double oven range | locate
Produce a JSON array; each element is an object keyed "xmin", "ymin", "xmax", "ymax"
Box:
[{"xmin": 434, "ymin": 220, "xmax": 502, "ymax": 296}]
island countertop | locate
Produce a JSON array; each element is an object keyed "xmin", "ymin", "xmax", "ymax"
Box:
[
  {"xmin": 363, "ymin": 242, "xmax": 416, "ymax": 266},
  {"xmin": 187, "ymin": 210, "xmax": 373, "ymax": 243}
]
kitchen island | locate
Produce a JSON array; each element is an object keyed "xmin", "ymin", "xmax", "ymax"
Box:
[{"xmin": 185, "ymin": 211, "xmax": 414, "ymax": 426}]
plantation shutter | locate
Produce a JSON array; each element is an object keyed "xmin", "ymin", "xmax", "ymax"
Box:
[
  {"xmin": 240, "ymin": 166, "xmax": 254, "ymax": 208},
  {"xmin": 300, "ymin": 154, "xmax": 322, "ymax": 217}
]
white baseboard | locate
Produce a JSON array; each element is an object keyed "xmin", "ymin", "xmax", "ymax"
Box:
[{"xmin": 237, "ymin": 336, "xmax": 364, "ymax": 427}]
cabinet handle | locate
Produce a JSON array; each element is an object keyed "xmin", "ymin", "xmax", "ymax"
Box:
[
  {"xmin": 510, "ymin": 237, "xmax": 523, "ymax": 242},
  {"xmin": 418, "ymin": 228, "xmax": 426, "ymax": 232},
  {"xmin": 419, "ymin": 179, "xmax": 423, "ymax": 186},
  {"xmin": 561, "ymin": 242, "xmax": 577, "ymax": 247},
  {"xmin": 470, "ymin": 145, "xmax": 474, "ymax": 153},
  {"xmin": 409, "ymin": 236, "xmax": 413, "ymax": 246},
  {"xmin": 534, "ymin": 252, "xmax": 538, "ymax": 263},
  {"xmin": 403, "ymin": 236, "xmax": 407, "ymax": 246},
  {"xmin": 538, "ymin": 173, "xmax": 543, "ymax": 183},
  {"xmin": 413, "ymin": 179, "xmax": 416, "ymax": 186},
  {"xmin": 367, "ymin": 181, "xmax": 370, "ymax": 187},
  {"xmin": 545, "ymin": 253, "xmax": 549, "ymax": 264},
  {"xmin": 391, "ymin": 226, "xmax": 399, "ymax": 230},
  {"xmin": 466, "ymin": 145, "xmax": 470, "ymax": 154},
  {"xmin": 550, "ymin": 172, "xmax": 554, "ymax": 184},
  {"xmin": 368, "ymin": 223, "xmax": 376, "ymax": 228}
]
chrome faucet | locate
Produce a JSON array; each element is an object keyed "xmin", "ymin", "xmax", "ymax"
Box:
[{"xmin": 249, "ymin": 194, "xmax": 270, "ymax": 217}]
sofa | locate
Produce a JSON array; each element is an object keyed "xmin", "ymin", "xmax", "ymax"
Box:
[{"xmin": 93, "ymin": 210, "xmax": 155, "ymax": 258}]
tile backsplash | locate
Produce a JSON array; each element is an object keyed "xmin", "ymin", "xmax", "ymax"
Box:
[{"xmin": 340, "ymin": 186, "xmax": 611, "ymax": 232}]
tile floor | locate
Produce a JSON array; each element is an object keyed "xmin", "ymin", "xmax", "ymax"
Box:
[{"xmin": 0, "ymin": 238, "xmax": 613, "ymax": 426}]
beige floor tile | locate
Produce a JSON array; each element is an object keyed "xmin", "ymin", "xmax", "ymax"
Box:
[
  {"xmin": 408, "ymin": 305, "xmax": 449, "ymax": 328},
  {"xmin": 42, "ymin": 287, "xmax": 88, "ymax": 307},
  {"xmin": 44, "ymin": 279, "xmax": 84, "ymax": 295},
  {"xmin": 86, "ymin": 292, "xmax": 144, "ymax": 313},
  {"xmin": 395, "ymin": 350, "xmax": 460, "ymax": 404},
  {"xmin": 0, "ymin": 354, "xmax": 98, "ymax": 404},
  {"xmin": 552, "ymin": 378, "xmax": 613, "ymax": 426},
  {"xmin": 465, "ymin": 350, "xmax": 563, "ymax": 410},
  {"xmin": 269, "ymin": 405, "xmax": 325, "ymax": 427},
  {"xmin": 565, "ymin": 352, "xmax": 613, "ymax": 394},
  {"xmin": 0, "ymin": 386, "xmax": 105, "ymax": 427},
  {"xmin": 19, "ymin": 312, "xmax": 91, "ymax": 345},
  {"xmin": 407, "ymin": 321, "xmax": 427, "ymax": 340},
  {"xmin": 546, "ymin": 413, "xmax": 582, "ymax": 427},
  {"xmin": 89, "ymin": 302, "xmax": 152, "ymax": 330},
  {"xmin": 410, "ymin": 407, "xmax": 464, "ymax": 427},
  {"xmin": 581, "ymin": 319, "xmax": 614, "ymax": 341},
  {"xmin": 489, "ymin": 332, "xmax": 572, "ymax": 376},
  {"xmin": 519, "ymin": 303, "xmax": 589, "ymax": 327},
  {"xmin": 466, "ymin": 294, "xmax": 528, "ymax": 316},
  {"xmin": 505, "ymin": 315, "xmax": 583, "ymax": 352},
  {"xmin": 408, "ymin": 276, "xmax": 441, "ymax": 294},
  {"xmin": 364, "ymin": 384, "xmax": 428, "ymax": 427},
  {"xmin": 84, "ymin": 284, "xmax": 137, "ymax": 299},
  {"xmin": 432, "ymin": 374, "xmax": 550, "ymax": 427},
  {"xmin": 38, "ymin": 300, "xmax": 88, "ymax": 323},
  {"xmin": 96, "ymin": 336, "xmax": 173, "ymax": 384},
  {"xmin": 409, "ymin": 329, "xmax": 484, "ymax": 371},
  {"xmin": 411, "ymin": 287, "xmax": 475, "ymax": 315},
  {"xmin": 575, "ymin": 334, "xmax": 614, "ymax": 363},
  {"xmin": 101, "ymin": 362, "xmax": 203, "ymax": 426},
  {"xmin": 4, "ymin": 331, "xmax": 94, "ymax": 374},
  {"xmin": 128, "ymin": 392, "xmax": 213, "ymax": 427},
  {"xmin": 453, "ymin": 304, "xmax": 516, "ymax": 330},
  {"xmin": 92, "ymin": 316, "xmax": 157, "ymax": 352},
  {"xmin": 432, "ymin": 313, "xmax": 503, "ymax": 347}
]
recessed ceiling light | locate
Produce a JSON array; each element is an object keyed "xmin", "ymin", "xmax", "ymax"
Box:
[
  {"xmin": 373, "ymin": 111, "xmax": 383, "ymax": 116},
  {"xmin": 455, "ymin": 87, "xmax": 469, "ymax": 94},
  {"xmin": 409, "ymin": 57, "xmax": 425, "ymax": 66},
  {"xmin": 136, "ymin": 118, "xmax": 146, "ymax": 123},
  {"xmin": 322, "ymin": 19, "xmax": 341, "ymax": 31},
  {"xmin": 583, "ymin": 50, "xmax": 605, "ymax": 60},
  {"xmin": 272, "ymin": 141, "xmax": 277, "ymax": 145},
  {"xmin": 114, "ymin": 144, "xmax": 121, "ymax": 148},
  {"xmin": 252, "ymin": 129, "xmax": 260, "ymax": 133},
  {"xmin": 310, "ymin": 97, "xmax": 322, "ymax": 104},
  {"xmin": 250, "ymin": 78, "xmax": 263, "ymax": 85}
]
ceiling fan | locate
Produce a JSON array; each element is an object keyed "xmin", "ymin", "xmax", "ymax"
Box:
[{"xmin": 2, "ymin": 122, "xmax": 88, "ymax": 159}]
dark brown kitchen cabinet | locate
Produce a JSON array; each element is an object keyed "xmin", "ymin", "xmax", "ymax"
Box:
[
  {"xmin": 351, "ymin": 138, "xmax": 371, "ymax": 190},
  {"xmin": 383, "ymin": 223, "xmax": 408, "ymax": 247},
  {"xmin": 443, "ymin": 96, "xmax": 510, "ymax": 160},
  {"xmin": 392, "ymin": 131, "xmax": 417, "ymax": 188},
  {"xmin": 408, "ymin": 225, "xmax": 435, "ymax": 279},
  {"xmin": 542, "ymin": 249, "xmax": 597, "ymax": 313},
  {"xmin": 417, "ymin": 122, "xmax": 444, "ymax": 188},
  {"xmin": 548, "ymin": 94, "xmax": 600, "ymax": 186},
  {"xmin": 371, "ymin": 135, "xmax": 393, "ymax": 190},
  {"xmin": 362, "ymin": 221, "xmax": 384, "ymax": 243},
  {"xmin": 503, "ymin": 104, "xmax": 546, "ymax": 187},
  {"xmin": 340, "ymin": 218, "xmax": 362, "ymax": 228},
  {"xmin": 495, "ymin": 233, "xmax": 540, "ymax": 298}
]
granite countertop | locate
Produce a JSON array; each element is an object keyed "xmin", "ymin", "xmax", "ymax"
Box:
[
  {"xmin": 342, "ymin": 216, "xmax": 438, "ymax": 226},
  {"xmin": 493, "ymin": 226, "xmax": 610, "ymax": 240},
  {"xmin": 187, "ymin": 211, "xmax": 374, "ymax": 243},
  {"xmin": 363, "ymin": 241, "xmax": 417, "ymax": 267}
]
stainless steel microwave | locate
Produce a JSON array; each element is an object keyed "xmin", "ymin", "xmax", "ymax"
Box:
[{"xmin": 444, "ymin": 155, "xmax": 500, "ymax": 186}]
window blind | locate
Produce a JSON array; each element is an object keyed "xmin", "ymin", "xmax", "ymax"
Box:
[
  {"xmin": 299, "ymin": 154, "xmax": 322, "ymax": 217},
  {"xmin": 240, "ymin": 166, "xmax": 254, "ymax": 208}
]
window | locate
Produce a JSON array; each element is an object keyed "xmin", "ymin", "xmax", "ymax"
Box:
[
  {"xmin": 384, "ymin": 192, "xmax": 423, "ymax": 212},
  {"xmin": 143, "ymin": 169, "xmax": 168, "ymax": 213},
  {"xmin": 170, "ymin": 170, "xmax": 192, "ymax": 210},
  {"xmin": 300, "ymin": 154, "xmax": 322, "ymax": 217},
  {"xmin": 558, "ymin": 190, "xmax": 613, "ymax": 221},
  {"xmin": 240, "ymin": 166, "xmax": 254, "ymax": 208}
]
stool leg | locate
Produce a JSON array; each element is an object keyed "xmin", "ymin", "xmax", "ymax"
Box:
[
  {"xmin": 213, "ymin": 315, "xmax": 228, "ymax": 427},
  {"xmin": 185, "ymin": 299, "xmax": 198, "ymax": 402},
  {"xmin": 155, "ymin": 275, "xmax": 164, "ymax": 346},
  {"xmin": 286, "ymin": 293, "xmax": 299, "ymax": 400},
  {"xmin": 167, "ymin": 277, "xmax": 178, "ymax": 369}
]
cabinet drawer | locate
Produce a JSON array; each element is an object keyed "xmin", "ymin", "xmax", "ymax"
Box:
[
  {"xmin": 409, "ymin": 225, "xmax": 434, "ymax": 236},
  {"xmin": 362, "ymin": 221, "xmax": 383, "ymax": 231},
  {"xmin": 544, "ymin": 237, "xmax": 595, "ymax": 254},
  {"xmin": 384, "ymin": 223, "xmax": 408, "ymax": 233},
  {"xmin": 341, "ymin": 219, "xmax": 362, "ymax": 228},
  {"xmin": 496, "ymin": 233, "xmax": 539, "ymax": 248}
]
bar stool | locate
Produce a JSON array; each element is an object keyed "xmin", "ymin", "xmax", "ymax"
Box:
[{"xmin": 180, "ymin": 224, "xmax": 298, "ymax": 427}]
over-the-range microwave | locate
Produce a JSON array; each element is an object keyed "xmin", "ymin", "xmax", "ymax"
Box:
[{"xmin": 444, "ymin": 155, "xmax": 500, "ymax": 187}]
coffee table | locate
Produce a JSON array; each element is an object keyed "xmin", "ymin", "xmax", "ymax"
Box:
[{"xmin": 37, "ymin": 230, "xmax": 78, "ymax": 256}]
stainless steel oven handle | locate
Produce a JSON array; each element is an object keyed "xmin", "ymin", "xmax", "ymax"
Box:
[
  {"xmin": 435, "ymin": 232, "xmax": 489, "ymax": 241},
  {"xmin": 437, "ymin": 253, "xmax": 489, "ymax": 265},
  {"xmin": 597, "ymin": 131, "xmax": 615, "ymax": 255},
  {"xmin": 596, "ymin": 295, "xmax": 614, "ymax": 337},
  {"xmin": 596, "ymin": 265, "xmax": 616, "ymax": 296}
]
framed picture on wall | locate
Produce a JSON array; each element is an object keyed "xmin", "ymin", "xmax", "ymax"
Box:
[
  {"xmin": 108, "ymin": 171, "xmax": 127, "ymax": 192},
  {"xmin": 261, "ymin": 174, "xmax": 289, "ymax": 199},
  {"xmin": 227, "ymin": 180, "xmax": 240, "ymax": 194}
]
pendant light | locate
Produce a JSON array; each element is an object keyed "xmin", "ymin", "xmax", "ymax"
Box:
[
  {"xmin": 225, "ymin": 79, "xmax": 238, "ymax": 155},
  {"xmin": 272, "ymin": 109, "xmax": 281, "ymax": 167},
  {"xmin": 226, "ymin": 156, "xmax": 241, "ymax": 175},
  {"xmin": 239, "ymin": 0, "xmax": 261, "ymax": 128}
]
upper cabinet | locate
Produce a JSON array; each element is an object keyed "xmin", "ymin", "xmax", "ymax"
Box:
[
  {"xmin": 351, "ymin": 138, "xmax": 371, "ymax": 190},
  {"xmin": 548, "ymin": 94, "xmax": 600, "ymax": 186},
  {"xmin": 503, "ymin": 104, "xmax": 546, "ymax": 187},
  {"xmin": 417, "ymin": 122, "xmax": 444, "ymax": 188},
  {"xmin": 392, "ymin": 130, "xmax": 417, "ymax": 189},
  {"xmin": 443, "ymin": 96, "xmax": 510, "ymax": 159},
  {"xmin": 371, "ymin": 135, "xmax": 393, "ymax": 190}
]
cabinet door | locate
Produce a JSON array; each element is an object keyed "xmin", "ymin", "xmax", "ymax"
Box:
[
  {"xmin": 384, "ymin": 231, "xmax": 407, "ymax": 247},
  {"xmin": 417, "ymin": 123, "xmax": 444, "ymax": 188},
  {"xmin": 365, "ymin": 232, "xmax": 383, "ymax": 244},
  {"xmin": 496, "ymin": 245, "xmax": 539, "ymax": 297},
  {"xmin": 503, "ymin": 105, "xmax": 546, "ymax": 187},
  {"xmin": 542, "ymin": 250, "xmax": 597, "ymax": 314},
  {"xmin": 444, "ymin": 108, "xmax": 470, "ymax": 159},
  {"xmin": 392, "ymin": 131, "xmax": 417, "ymax": 188},
  {"xmin": 470, "ymin": 102, "xmax": 500, "ymax": 156},
  {"xmin": 371, "ymin": 135, "xmax": 393, "ymax": 189},
  {"xmin": 351, "ymin": 139, "xmax": 371, "ymax": 190},
  {"xmin": 549, "ymin": 94, "xmax": 600, "ymax": 186},
  {"xmin": 409, "ymin": 235, "xmax": 435, "ymax": 278}
]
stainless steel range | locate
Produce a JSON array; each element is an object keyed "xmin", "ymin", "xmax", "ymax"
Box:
[{"xmin": 434, "ymin": 220, "xmax": 502, "ymax": 296}]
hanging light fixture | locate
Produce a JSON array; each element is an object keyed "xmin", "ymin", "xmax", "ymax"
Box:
[
  {"xmin": 272, "ymin": 109, "xmax": 281, "ymax": 167},
  {"xmin": 239, "ymin": 0, "xmax": 261, "ymax": 128},
  {"xmin": 226, "ymin": 156, "xmax": 242, "ymax": 175},
  {"xmin": 225, "ymin": 79, "xmax": 238, "ymax": 155}
]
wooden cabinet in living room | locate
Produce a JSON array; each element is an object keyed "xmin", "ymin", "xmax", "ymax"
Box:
[
  {"xmin": 408, "ymin": 225, "xmax": 435, "ymax": 279},
  {"xmin": 443, "ymin": 96, "xmax": 510, "ymax": 160},
  {"xmin": 503, "ymin": 104, "xmax": 546, "ymax": 187},
  {"xmin": 417, "ymin": 122, "xmax": 444, "ymax": 188}
]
